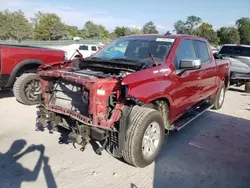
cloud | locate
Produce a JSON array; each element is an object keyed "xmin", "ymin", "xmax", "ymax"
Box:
[
  {"xmin": 128, "ymin": 24, "xmax": 142, "ymax": 30},
  {"xmin": 213, "ymin": 21, "xmax": 236, "ymax": 30},
  {"xmin": 0, "ymin": 0, "xmax": 135, "ymax": 31},
  {"xmin": 0, "ymin": 0, "xmax": 173, "ymax": 33},
  {"xmin": 156, "ymin": 25, "xmax": 167, "ymax": 29}
]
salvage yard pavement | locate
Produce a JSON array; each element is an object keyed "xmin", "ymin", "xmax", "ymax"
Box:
[{"xmin": 0, "ymin": 87, "xmax": 250, "ymax": 188}]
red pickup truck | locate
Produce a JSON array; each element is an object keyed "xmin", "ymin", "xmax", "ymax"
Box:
[
  {"xmin": 0, "ymin": 44, "xmax": 65, "ymax": 104},
  {"xmin": 36, "ymin": 34, "xmax": 230, "ymax": 168}
]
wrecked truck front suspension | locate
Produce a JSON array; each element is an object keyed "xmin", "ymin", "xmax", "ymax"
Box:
[
  {"xmin": 36, "ymin": 70, "xmax": 133, "ymax": 156},
  {"xmin": 36, "ymin": 102, "xmax": 127, "ymax": 156},
  {"xmin": 36, "ymin": 105, "xmax": 110, "ymax": 154}
]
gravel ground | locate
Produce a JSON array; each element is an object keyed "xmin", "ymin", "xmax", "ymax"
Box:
[{"xmin": 0, "ymin": 87, "xmax": 250, "ymax": 188}]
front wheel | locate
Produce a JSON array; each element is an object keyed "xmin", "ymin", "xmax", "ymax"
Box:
[
  {"xmin": 122, "ymin": 106, "xmax": 165, "ymax": 168},
  {"xmin": 212, "ymin": 81, "xmax": 226, "ymax": 110},
  {"xmin": 13, "ymin": 73, "xmax": 41, "ymax": 105}
]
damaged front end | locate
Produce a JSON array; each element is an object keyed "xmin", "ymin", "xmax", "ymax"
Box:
[{"xmin": 36, "ymin": 63, "xmax": 131, "ymax": 155}]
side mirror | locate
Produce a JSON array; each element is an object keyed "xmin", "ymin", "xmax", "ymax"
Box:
[
  {"xmin": 213, "ymin": 52, "xmax": 223, "ymax": 59},
  {"xmin": 179, "ymin": 59, "xmax": 201, "ymax": 70}
]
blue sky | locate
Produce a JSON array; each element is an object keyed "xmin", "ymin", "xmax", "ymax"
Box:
[{"xmin": 2, "ymin": 0, "xmax": 250, "ymax": 33}]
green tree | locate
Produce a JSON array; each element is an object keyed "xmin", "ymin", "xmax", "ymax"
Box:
[
  {"xmin": 129, "ymin": 28, "xmax": 143, "ymax": 35},
  {"xmin": 114, "ymin": 26, "xmax": 131, "ymax": 37},
  {"xmin": 236, "ymin": 17, "xmax": 250, "ymax": 44},
  {"xmin": 0, "ymin": 10, "xmax": 11, "ymax": 40},
  {"xmin": 185, "ymin": 16, "xmax": 202, "ymax": 34},
  {"xmin": 217, "ymin": 27, "xmax": 240, "ymax": 44},
  {"xmin": 84, "ymin": 21, "xmax": 101, "ymax": 38},
  {"xmin": 109, "ymin": 32, "xmax": 117, "ymax": 40},
  {"xmin": 78, "ymin": 29, "xmax": 88, "ymax": 39},
  {"xmin": 195, "ymin": 23, "xmax": 219, "ymax": 44},
  {"xmin": 97, "ymin": 25, "xmax": 109, "ymax": 39},
  {"xmin": 142, "ymin": 21, "xmax": 159, "ymax": 34},
  {"xmin": 51, "ymin": 22, "xmax": 68, "ymax": 40},
  {"xmin": 66, "ymin": 25, "xmax": 79, "ymax": 39},
  {"xmin": 174, "ymin": 16, "xmax": 202, "ymax": 35},
  {"xmin": 33, "ymin": 12, "xmax": 67, "ymax": 40},
  {"xmin": 0, "ymin": 10, "xmax": 33, "ymax": 41},
  {"xmin": 174, "ymin": 20, "xmax": 188, "ymax": 34}
]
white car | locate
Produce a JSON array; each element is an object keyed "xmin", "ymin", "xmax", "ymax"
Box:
[
  {"xmin": 63, "ymin": 44, "xmax": 100, "ymax": 59},
  {"xmin": 47, "ymin": 44, "xmax": 101, "ymax": 60}
]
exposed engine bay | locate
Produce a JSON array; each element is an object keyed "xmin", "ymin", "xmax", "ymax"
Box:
[
  {"xmin": 36, "ymin": 59, "xmax": 137, "ymax": 155},
  {"xmin": 70, "ymin": 58, "xmax": 142, "ymax": 77},
  {"xmin": 65, "ymin": 68, "xmax": 131, "ymax": 79}
]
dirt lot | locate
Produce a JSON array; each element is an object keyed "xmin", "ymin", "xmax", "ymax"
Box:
[{"xmin": 0, "ymin": 88, "xmax": 250, "ymax": 188}]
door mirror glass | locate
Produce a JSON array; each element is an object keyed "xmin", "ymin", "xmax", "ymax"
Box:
[{"xmin": 179, "ymin": 59, "xmax": 201, "ymax": 70}]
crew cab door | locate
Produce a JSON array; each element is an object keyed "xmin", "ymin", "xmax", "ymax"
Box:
[
  {"xmin": 193, "ymin": 40, "xmax": 217, "ymax": 100},
  {"xmin": 170, "ymin": 39, "xmax": 201, "ymax": 120}
]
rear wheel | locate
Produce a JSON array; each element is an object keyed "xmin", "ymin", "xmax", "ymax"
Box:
[
  {"xmin": 212, "ymin": 81, "xmax": 226, "ymax": 110},
  {"xmin": 13, "ymin": 73, "xmax": 41, "ymax": 105},
  {"xmin": 122, "ymin": 106, "xmax": 165, "ymax": 168},
  {"xmin": 245, "ymin": 82, "xmax": 250, "ymax": 93}
]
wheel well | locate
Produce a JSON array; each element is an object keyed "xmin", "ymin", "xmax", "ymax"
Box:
[
  {"xmin": 143, "ymin": 98, "xmax": 170, "ymax": 111},
  {"xmin": 223, "ymin": 76, "xmax": 229, "ymax": 89},
  {"xmin": 16, "ymin": 64, "xmax": 40, "ymax": 77},
  {"xmin": 143, "ymin": 98, "xmax": 171, "ymax": 130}
]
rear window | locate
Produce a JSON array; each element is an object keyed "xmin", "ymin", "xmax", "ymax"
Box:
[
  {"xmin": 219, "ymin": 46, "xmax": 250, "ymax": 57},
  {"xmin": 79, "ymin": 45, "xmax": 88, "ymax": 51}
]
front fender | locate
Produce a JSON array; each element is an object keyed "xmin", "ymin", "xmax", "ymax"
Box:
[{"xmin": 122, "ymin": 64, "xmax": 174, "ymax": 105}]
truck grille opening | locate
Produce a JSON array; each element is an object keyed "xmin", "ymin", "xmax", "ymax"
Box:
[{"xmin": 50, "ymin": 79, "xmax": 89, "ymax": 117}]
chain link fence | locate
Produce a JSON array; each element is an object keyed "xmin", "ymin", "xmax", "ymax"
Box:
[{"xmin": 0, "ymin": 39, "xmax": 111, "ymax": 47}]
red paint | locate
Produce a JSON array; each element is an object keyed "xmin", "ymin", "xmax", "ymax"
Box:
[
  {"xmin": 0, "ymin": 45, "xmax": 65, "ymax": 75},
  {"xmin": 122, "ymin": 35, "xmax": 230, "ymax": 123},
  {"xmin": 38, "ymin": 70, "xmax": 122, "ymax": 128},
  {"xmin": 39, "ymin": 35, "xmax": 230, "ymax": 128}
]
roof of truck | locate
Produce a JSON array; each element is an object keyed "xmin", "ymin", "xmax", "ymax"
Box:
[
  {"xmin": 222, "ymin": 44, "xmax": 250, "ymax": 48},
  {"xmin": 121, "ymin": 34, "xmax": 206, "ymax": 41}
]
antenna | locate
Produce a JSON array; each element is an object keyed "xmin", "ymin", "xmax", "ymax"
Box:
[{"xmin": 164, "ymin": 31, "xmax": 172, "ymax": 36}]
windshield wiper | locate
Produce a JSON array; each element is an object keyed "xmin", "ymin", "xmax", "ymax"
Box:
[
  {"xmin": 140, "ymin": 53, "xmax": 159, "ymax": 70},
  {"xmin": 149, "ymin": 53, "xmax": 159, "ymax": 66}
]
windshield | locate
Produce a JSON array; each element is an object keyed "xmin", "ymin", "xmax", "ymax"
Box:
[
  {"xmin": 219, "ymin": 46, "xmax": 250, "ymax": 57},
  {"xmin": 91, "ymin": 37, "xmax": 175, "ymax": 64}
]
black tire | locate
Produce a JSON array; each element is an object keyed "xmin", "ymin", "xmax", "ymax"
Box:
[
  {"xmin": 245, "ymin": 82, "xmax": 250, "ymax": 93},
  {"xmin": 212, "ymin": 81, "xmax": 226, "ymax": 110},
  {"xmin": 122, "ymin": 106, "xmax": 165, "ymax": 168},
  {"xmin": 13, "ymin": 73, "xmax": 41, "ymax": 105}
]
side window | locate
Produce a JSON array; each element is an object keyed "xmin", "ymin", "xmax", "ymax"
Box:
[
  {"xmin": 79, "ymin": 45, "xmax": 88, "ymax": 51},
  {"xmin": 91, "ymin": 46, "xmax": 97, "ymax": 51},
  {"xmin": 193, "ymin": 40, "xmax": 211, "ymax": 63},
  {"xmin": 175, "ymin": 39, "xmax": 196, "ymax": 68}
]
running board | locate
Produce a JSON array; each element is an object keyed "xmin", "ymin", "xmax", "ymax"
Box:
[{"xmin": 172, "ymin": 102, "xmax": 213, "ymax": 131}]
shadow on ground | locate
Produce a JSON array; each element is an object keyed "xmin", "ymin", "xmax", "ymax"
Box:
[
  {"xmin": 40, "ymin": 126, "xmax": 104, "ymax": 156},
  {"xmin": 0, "ymin": 139, "xmax": 57, "ymax": 188},
  {"xmin": 153, "ymin": 111, "xmax": 250, "ymax": 188},
  {"xmin": 0, "ymin": 90, "xmax": 14, "ymax": 99},
  {"xmin": 228, "ymin": 87, "xmax": 245, "ymax": 93}
]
